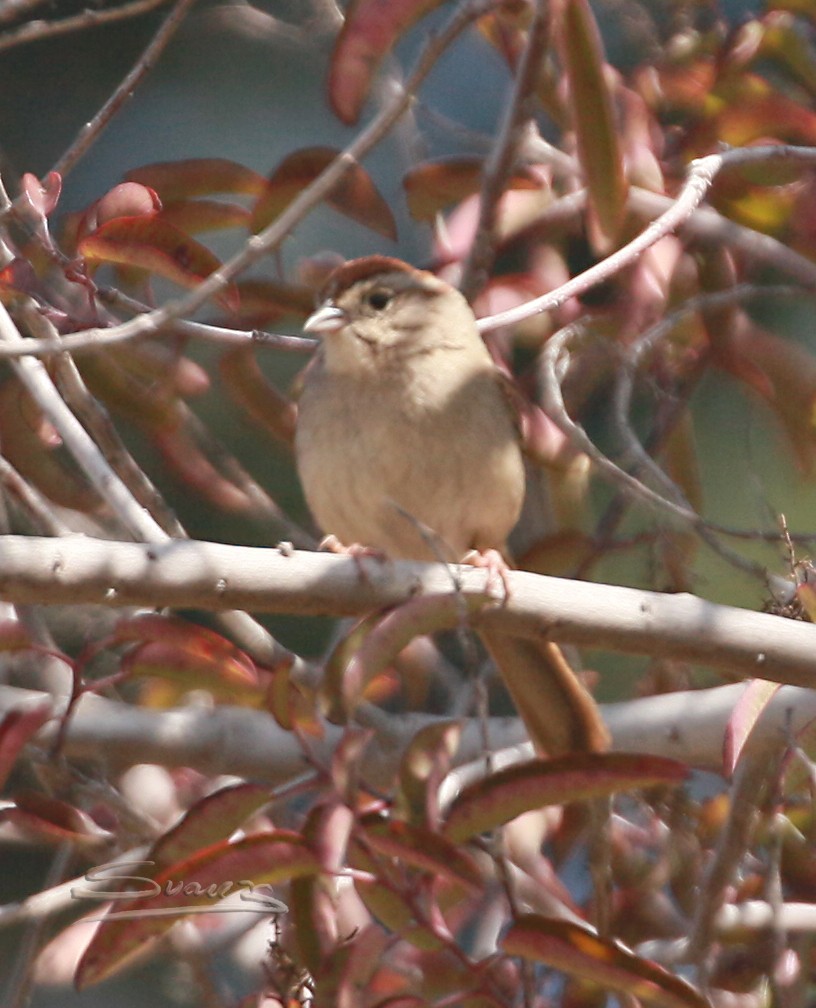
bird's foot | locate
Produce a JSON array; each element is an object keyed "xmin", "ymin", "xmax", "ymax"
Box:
[
  {"xmin": 319, "ymin": 535, "xmax": 386, "ymax": 582},
  {"xmin": 462, "ymin": 547, "xmax": 512, "ymax": 603}
]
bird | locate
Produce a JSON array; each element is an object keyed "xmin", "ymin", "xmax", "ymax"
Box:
[{"xmin": 295, "ymin": 255, "xmax": 608, "ymax": 755}]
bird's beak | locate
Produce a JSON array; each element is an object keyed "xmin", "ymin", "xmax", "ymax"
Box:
[{"xmin": 303, "ymin": 302, "xmax": 348, "ymax": 334}]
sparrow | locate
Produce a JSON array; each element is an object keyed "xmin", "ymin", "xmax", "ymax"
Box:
[{"xmin": 295, "ymin": 255, "xmax": 608, "ymax": 755}]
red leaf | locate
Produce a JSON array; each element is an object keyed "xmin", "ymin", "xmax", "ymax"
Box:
[
  {"xmin": 403, "ymin": 157, "xmax": 542, "ymax": 221},
  {"xmin": 150, "ymin": 782, "xmax": 272, "ymax": 870},
  {"xmin": 398, "ymin": 720, "xmax": 460, "ymax": 828},
  {"xmin": 444, "ymin": 753, "xmax": 688, "ymax": 843},
  {"xmin": 124, "ymin": 158, "xmax": 267, "ymax": 199},
  {"xmin": 154, "ymin": 426, "xmax": 256, "ymax": 513},
  {"xmin": 251, "ymin": 146, "xmax": 396, "ymax": 240},
  {"xmin": 230, "ymin": 278, "xmax": 314, "ymax": 326},
  {"xmin": 219, "ymin": 347, "xmax": 298, "ymax": 444},
  {"xmin": 80, "ymin": 182, "xmax": 162, "ymax": 238},
  {"xmin": 157, "ymin": 199, "xmax": 251, "ymax": 234},
  {"xmin": 503, "ymin": 914, "xmax": 708, "ymax": 1008},
  {"xmin": 121, "ymin": 637, "xmax": 259, "ymax": 695},
  {"xmin": 78, "ymin": 216, "xmax": 238, "ymax": 311},
  {"xmin": 328, "ymin": 0, "xmax": 448, "ymax": 124},
  {"xmin": 75, "ymin": 832, "xmax": 318, "ymax": 989},
  {"xmin": 0, "ymin": 703, "xmax": 51, "ymax": 790},
  {"xmin": 6, "ymin": 789, "xmax": 111, "ymax": 847},
  {"xmin": 21, "ymin": 171, "xmax": 62, "ymax": 218},
  {"xmin": 358, "ymin": 814, "xmax": 482, "ymax": 895}
]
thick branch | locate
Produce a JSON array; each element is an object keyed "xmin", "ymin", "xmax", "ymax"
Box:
[
  {"xmin": 3, "ymin": 681, "xmax": 814, "ymax": 787},
  {"xmin": 0, "ymin": 535, "xmax": 814, "ymax": 686}
]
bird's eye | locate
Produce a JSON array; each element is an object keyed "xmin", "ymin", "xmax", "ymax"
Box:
[{"xmin": 366, "ymin": 289, "xmax": 392, "ymax": 311}]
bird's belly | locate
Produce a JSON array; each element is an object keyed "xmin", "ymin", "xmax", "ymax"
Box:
[{"xmin": 297, "ymin": 386, "xmax": 523, "ymax": 562}]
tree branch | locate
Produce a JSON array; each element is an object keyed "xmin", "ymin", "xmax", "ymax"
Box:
[{"xmin": 0, "ymin": 535, "xmax": 813, "ymax": 686}]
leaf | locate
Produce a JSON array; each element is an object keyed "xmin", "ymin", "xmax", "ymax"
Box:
[
  {"xmin": 330, "ymin": 730, "xmax": 374, "ymax": 802},
  {"xmin": 503, "ymin": 914, "xmax": 709, "ymax": 1008},
  {"xmin": 398, "ymin": 721, "xmax": 461, "ymax": 827},
  {"xmin": 0, "ymin": 379, "xmax": 99, "ymax": 512},
  {"xmin": 219, "ymin": 347, "xmax": 298, "ymax": 444},
  {"xmin": 251, "ymin": 146, "xmax": 396, "ymax": 239},
  {"xmin": 21, "ymin": 171, "xmax": 62, "ymax": 218},
  {"xmin": 328, "ymin": 0, "xmax": 448, "ymax": 125},
  {"xmin": 231, "ymin": 278, "xmax": 314, "ymax": 325},
  {"xmin": 76, "ymin": 351, "xmax": 185, "ymax": 433},
  {"xmin": 6, "ymin": 789, "xmax": 111, "ymax": 847},
  {"xmin": 154, "ymin": 426, "xmax": 256, "ymax": 513},
  {"xmin": 79, "ymin": 182, "xmax": 161, "ymax": 237},
  {"xmin": 0, "ymin": 703, "xmax": 52, "ymax": 790},
  {"xmin": 75, "ymin": 832, "xmax": 318, "ymax": 989},
  {"xmin": 557, "ymin": 0, "xmax": 628, "ymax": 248},
  {"xmin": 444, "ymin": 753, "xmax": 688, "ymax": 843},
  {"xmin": 403, "ymin": 157, "xmax": 542, "ymax": 221},
  {"xmin": 124, "ymin": 158, "xmax": 267, "ymax": 199},
  {"xmin": 157, "ymin": 199, "xmax": 251, "ymax": 234},
  {"xmin": 709, "ymin": 318, "xmax": 816, "ymax": 471},
  {"xmin": 150, "ymin": 782, "xmax": 272, "ymax": 870},
  {"xmin": 320, "ymin": 610, "xmax": 392, "ymax": 725},
  {"xmin": 78, "ymin": 216, "xmax": 238, "ymax": 311},
  {"xmin": 352, "ymin": 868, "xmax": 447, "ymax": 951},
  {"xmin": 723, "ymin": 680, "xmax": 781, "ymax": 778},
  {"xmin": 122, "ymin": 638, "xmax": 259, "ymax": 697},
  {"xmin": 321, "ymin": 595, "xmax": 485, "ymax": 722},
  {"xmin": 359, "ymin": 814, "xmax": 482, "ymax": 895}
]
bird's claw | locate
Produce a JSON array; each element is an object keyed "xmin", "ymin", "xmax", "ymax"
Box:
[
  {"xmin": 462, "ymin": 548, "xmax": 512, "ymax": 603},
  {"xmin": 319, "ymin": 535, "xmax": 386, "ymax": 583}
]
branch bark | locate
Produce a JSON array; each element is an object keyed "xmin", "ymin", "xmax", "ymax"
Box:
[{"xmin": 0, "ymin": 535, "xmax": 813, "ymax": 686}]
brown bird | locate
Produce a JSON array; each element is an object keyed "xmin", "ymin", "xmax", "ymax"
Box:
[{"xmin": 295, "ymin": 255, "xmax": 608, "ymax": 755}]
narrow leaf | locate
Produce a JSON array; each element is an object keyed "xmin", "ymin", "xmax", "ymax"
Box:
[
  {"xmin": 503, "ymin": 914, "xmax": 708, "ymax": 1008},
  {"xmin": 445, "ymin": 753, "xmax": 688, "ymax": 843},
  {"xmin": 75, "ymin": 832, "xmax": 317, "ymax": 989},
  {"xmin": 157, "ymin": 199, "xmax": 251, "ymax": 234},
  {"xmin": 558, "ymin": 0, "xmax": 627, "ymax": 247},
  {"xmin": 359, "ymin": 814, "xmax": 482, "ymax": 895},
  {"xmin": 219, "ymin": 347, "xmax": 298, "ymax": 444},
  {"xmin": 150, "ymin": 782, "xmax": 272, "ymax": 869}
]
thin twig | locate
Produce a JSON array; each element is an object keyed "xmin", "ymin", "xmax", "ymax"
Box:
[
  {"xmin": 0, "ymin": 0, "xmax": 171, "ymax": 50},
  {"xmin": 28, "ymin": 0, "xmax": 493, "ymax": 354},
  {"xmin": 459, "ymin": 0, "xmax": 550, "ymax": 301},
  {"xmin": 2, "ymin": 301, "xmax": 299, "ymax": 670},
  {"xmin": 0, "ymin": 453, "xmax": 72, "ymax": 536},
  {"xmin": 51, "ymin": 353, "xmax": 186, "ymax": 537},
  {"xmin": 47, "ymin": 0, "xmax": 195, "ymax": 181},
  {"xmin": 0, "ymin": 301, "xmax": 167, "ymax": 542},
  {"xmin": 686, "ymin": 726, "xmax": 788, "ymax": 971},
  {"xmin": 594, "ymin": 285, "xmax": 805, "ymax": 571},
  {"xmin": 477, "ymin": 145, "xmax": 816, "ymax": 334},
  {"xmin": 538, "ymin": 322, "xmax": 766, "ymax": 576}
]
